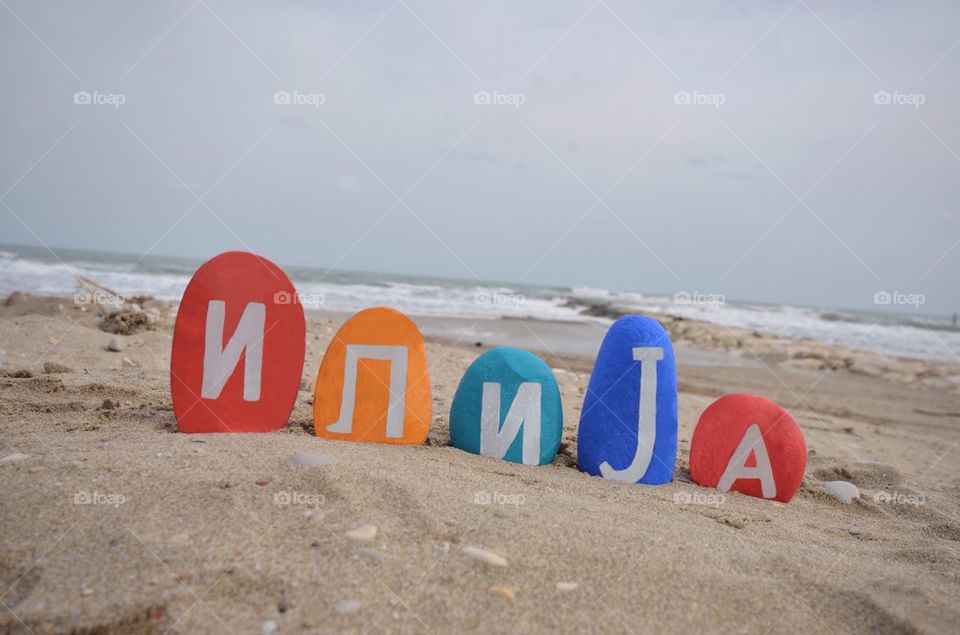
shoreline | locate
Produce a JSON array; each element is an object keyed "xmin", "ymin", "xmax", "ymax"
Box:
[
  {"xmin": 6, "ymin": 291, "xmax": 957, "ymax": 392},
  {"xmin": 2, "ymin": 240, "xmax": 958, "ymax": 364}
]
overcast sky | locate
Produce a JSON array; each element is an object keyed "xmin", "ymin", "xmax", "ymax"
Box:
[{"xmin": 1, "ymin": 1, "xmax": 958, "ymax": 313}]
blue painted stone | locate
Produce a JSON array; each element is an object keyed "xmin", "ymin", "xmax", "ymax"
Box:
[
  {"xmin": 577, "ymin": 315, "xmax": 677, "ymax": 484},
  {"xmin": 449, "ymin": 347, "xmax": 562, "ymax": 466}
]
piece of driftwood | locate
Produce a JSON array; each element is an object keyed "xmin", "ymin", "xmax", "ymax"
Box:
[{"xmin": 75, "ymin": 275, "xmax": 127, "ymax": 315}]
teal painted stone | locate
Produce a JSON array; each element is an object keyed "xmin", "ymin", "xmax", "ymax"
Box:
[{"xmin": 449, "ymin": 347, "xmax": 562, "ymax": 465}]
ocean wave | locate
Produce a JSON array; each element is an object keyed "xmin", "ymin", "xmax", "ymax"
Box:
[
  {"xmin": 0, "ymin": 249, "xmax": 588, "ymax": 322},
  {"xmin": 1, "ymin": 247, "xmax": 957, "ymax": 362},
  {"xmin": 564, "ymin": 290, "xmax": 960, "ymax": 363}
]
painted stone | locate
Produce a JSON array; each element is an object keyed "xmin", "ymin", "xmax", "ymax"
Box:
[
  {"xmin": 171, "ymin": 252, "xmax": 305, "ymax": 433},
  {"xmin": 449, "ymin": 347, "xmax": 562, "ymax": 465},
  {"xmin": 577, "ymin": 315, "xmax": 677, "ymax": 484},
  {"xmin": 313, "ymin": 307, "xmax": 431, "ymax": 444},
  {"xmin": 689, "ymin": 394, "xmax": 806, "ymax": 503}
]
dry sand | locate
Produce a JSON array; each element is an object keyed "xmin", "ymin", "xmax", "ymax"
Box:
[{"xmin": 1, "ymin": 296, "xmax": 959, "ymax": 634}]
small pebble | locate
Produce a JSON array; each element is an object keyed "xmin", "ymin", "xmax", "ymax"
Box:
[
  {"xmin": 345, "ymin": 524, "xmax": 377, "ymax": 541},
  {"xmin": 823, "ymin": 480, "xmax": 860, "ymax": 504},
  {"xmin": 0, "ymin": 453, "xmax": 29, "ymax": 466},
  {"xmin": 489, "ymin": 586, "xmax": 516, "ymax": 601},
  {"xmin": 107, "ymin": 336, "xmax": 126, "ymax": 352},
  {"xmin": 334, "ymin": 600, "xmax": 361, "ymax": 614},
  {"xmin": 121, "ymin": 357, "xmax": 138, "ymax": 368},
  {"xmin": 289, "ymin": 452, "xmax": 331, "ymax": 468},
  {"xmin": 433, "ymin": 541, "xmax": 450, "ymax": 555},
  {"xmin": 357, "ymin": 547, "xmax": 390, "ymax": 560},
  {"xmin": 462, "ymin": 546, "xmax": 508, "ymax": 567},
  {"xmin": 261, "ymin": 620, "xmax": 277, "ymax": 635},
  {"xmin": 556, "ymin": 582, "xmax": 579, "ymax": 592}
]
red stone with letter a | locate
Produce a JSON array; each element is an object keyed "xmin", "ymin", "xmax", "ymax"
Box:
[
  {"xmin": 171, "ymin": 251, "xmax": 305, "ymax": 433},
  {"xmin": 689, "ymin": 394, "xmax": 806, "ymax": 503}
]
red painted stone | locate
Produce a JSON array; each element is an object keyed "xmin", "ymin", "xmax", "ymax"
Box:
[
  {"xmin": 171, "ymin": 252, "xmax": 305, "ymax": 433},
  {"xmin": 689, "ymin": 394, "xmax": 806, "ymax": 503}
]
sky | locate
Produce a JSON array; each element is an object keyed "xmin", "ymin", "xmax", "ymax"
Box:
[{"xmin": 1, "ymin": 1, "xmax": 958, "ymax": 314}]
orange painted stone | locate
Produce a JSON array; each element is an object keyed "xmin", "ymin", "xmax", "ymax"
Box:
[
  {"xmin": 171, "ymin": 252, "xmax": 305, "ymax": 433},
  {"xmin": 313, "ymin": 307, "xmax": 431, "ymax": 444}
]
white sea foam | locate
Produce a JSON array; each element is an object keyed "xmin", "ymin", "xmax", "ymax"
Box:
[
  {"xmin": 0, "ymin": 250, "xmax": 190, "ymax": 300},
  {"xmin": 1, "ymin": 248, "xmax": 957, "ymax": 362},
  {"xmin": 568, "ymin": 289, "xmax": 960, "ymax": 363}
]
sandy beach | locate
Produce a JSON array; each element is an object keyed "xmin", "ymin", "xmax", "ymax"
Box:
[{"xmin": 1, "ymin": 294, "xmax": 959, "ymax": 634}]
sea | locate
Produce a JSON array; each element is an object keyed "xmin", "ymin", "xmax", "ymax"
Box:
[{"xmin": 1, "ymin": 244, "xmax": 957, "ymax": 364}]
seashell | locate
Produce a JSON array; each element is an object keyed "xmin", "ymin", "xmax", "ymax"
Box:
[
  {"xmin": 345, "ymin": 524, "xmax": 377, "ymax": 541},
  {"xmin": 334, "ymin": 599, "xmax": 361, "ymax": 614},
  {"xmin": 462, "ymin": 545, "xmax": 508, "ymax": 567},
  {"xmin": 823, "ymin": 480, "xmax": 860, "ymax": 504},
  {"xmin": 289, "ymin": 452, "xmax": 331, "ymax": 468},
  {"xmin": 489, "ymin": 586, "xmax": 516, "ymax": 601}
]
